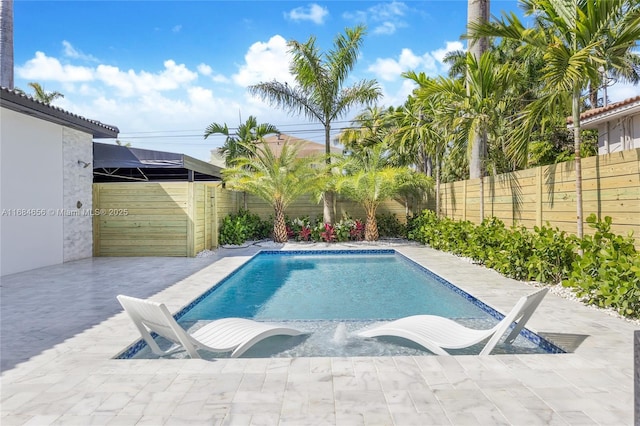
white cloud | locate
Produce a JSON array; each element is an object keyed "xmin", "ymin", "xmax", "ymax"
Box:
[
  {"xmin": 62, "ymin": 41, "xmax": 98, "ymax": 62},
  {"xmin": 172, "ymin": 25, "xmax": 182, "ymax": 33},
  {"xmin": 432, "ymin": 41, "xmax": 464, "ymax": 64},
  {"xmin": 232, "ymin": 35, "xmax": 294, "ymax": 87},
  {"xmin": 197, "ymin": 63, "xmax": 212, "ymax": 76},
  {"xmin": 95, "ymin": 59, "xmax": 198, "ymax": 97},
  {"xmin": 368, "ymin": 48, "xmax": 437, "ymax": 82},
  {"xmin": 16, "ymin": 51, "xmax": 94, "ymax": 82},
  {"xmin": 285, "ymin": 4, "xmax": 328, "ymax": 25},
  {"xmin": 367, "ymin": 41, "xmax": 462, "ymax": 82},
  {"xmin": 344, "ymin": 1, "xmax": 408, "ymax": 35}
]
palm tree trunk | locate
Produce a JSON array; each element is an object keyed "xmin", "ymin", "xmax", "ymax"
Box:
[
  {"xmin": 323, "ymin": 124, "xmax": 335, "ymax": 224},
  {"xmin": 572, "ymin": 86, "xmax": 584, "ymax": 240},
  {"xmin": 273, "ymin": 202, "xmax": 288, "ymax": 243},
  {"xmin": 467, "ymin": 0, "xmax": 489, "ymax": 220},
  {"xmin": 0, "ymin": 0, "xmax": 14, "ymax": 89},
  {"xmin": 364, "ymin": 207, "xmax": 379, "ymax": 241}
]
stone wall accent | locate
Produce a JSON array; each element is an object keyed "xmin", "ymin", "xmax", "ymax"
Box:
[{"xmin": 62, "ymin": 128, "xmax": 94, "ymax": 262}]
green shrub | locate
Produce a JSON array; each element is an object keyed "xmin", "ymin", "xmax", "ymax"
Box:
[
  {"xmin": 219, "ymin": 209, "xmax": 271, "ymax": 245},
  {"xmin": 376, "ymin": 213, "xmax": 406, "ymax": 238},
  {"xmin": 563, "ymin": 214, "xmax": 640, "ymax": 318}
]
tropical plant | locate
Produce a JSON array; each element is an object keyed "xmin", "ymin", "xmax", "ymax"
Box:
[
  {"xmin": 406, "ymin": 52, "xmax": 517, "ymax": 221},
  {"xmin": 468, "ymin": 0, "xmax": 640, "ymax": 238},
  {"xmin": 334, "ymin": 142, "xmax": 428, "ymax": 241},
  {"xmin": 222, "ymin": 141, "xmax": 324, "ymax": 243},
  {"xmin": 248, "ymin": 25, "xmax": 382, "ymax": 224},
  {"xmin": 16, "ymin": 82, "xmax": 64, "ymax": 105},
  {"xmin": 204, "ymin": 115, "xmax": 278, "ymax": 167}
]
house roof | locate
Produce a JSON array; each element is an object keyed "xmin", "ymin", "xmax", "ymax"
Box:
[
  {"xmin": 93, "ymin": 142, "xmax": 222, "ymax": 182},
  {"xmin": 567, "ymin": 95, "xmax": 640, "ymax": 129},
  {"xmin": 259, "ymin": 133, "xmax": 343, "ymax": 157},
  {"xmin": 0, "ymin": 86, "xmax": 119, "ymax": 138}
]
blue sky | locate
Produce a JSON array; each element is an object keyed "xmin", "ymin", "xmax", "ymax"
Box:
[{"xmin": 13, "ymin": 1, "xmax": 640, "ymax": 162}]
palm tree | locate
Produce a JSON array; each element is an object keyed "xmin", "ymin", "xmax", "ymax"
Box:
[
  {"xmin": 222, "ymin": 142, "xmax": 324, "ymax": 243},
  {"xmin": 205, "ymin": 115, "xmax": 278, "ymax": 210},
  {"xmin": 334, "ymin": 142, "xmax": 426, "ymax": 241},
  {"xmin": 0, "ymin": 0, "xmax": 13, "ymax": 89},
  {"xmin": 27, "ymin": 82, "xmax": 64, "ymax": 105},
  {"xmin": 204, "ymin": 115, "xmax": 278, "ymax": 167},
  {"xmin": 248, "ymin": 25, "xmax": 381, "ymax": 225},
  {"xmin": 468, "ymin": 0, "xmax": 640, "ymax": 238},
  {"xmin": 467, "ymin": 0, "xmax": 491, "ymax": 182},
  {"xmin": 407, "ymin": 52, "xmax": 517, "ymax": 220}
]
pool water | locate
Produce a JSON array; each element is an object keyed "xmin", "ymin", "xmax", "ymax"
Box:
[
  {"xmin": 179, "ymin": 250, "xmax": 491, "ymax": 322},
  {"xmin": 126, "ymin": 250, "xmax": 562, "ymax": 359}
]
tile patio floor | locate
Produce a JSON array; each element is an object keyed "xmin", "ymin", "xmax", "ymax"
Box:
[{"xmin": 0, "ymin": 242, "xmax": 637, "ymax": 425}]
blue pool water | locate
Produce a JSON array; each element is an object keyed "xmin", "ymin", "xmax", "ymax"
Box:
[
  {"xmin": 179, "ymin": 250, "xmax": 491, "ymax": 322},
  {"xmin": 123, "ymin": 250, "xmax": 563, "ymax": 359}
]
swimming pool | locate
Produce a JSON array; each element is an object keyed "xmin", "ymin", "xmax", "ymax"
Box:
[{"xmin": 121, "ymin": 249, "xmax": 564, "ymax": 358}]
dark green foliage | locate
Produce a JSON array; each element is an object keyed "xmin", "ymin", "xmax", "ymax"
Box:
[
  {"xmin": 563, "ymin": 214, "xmax": 640, "ymax": 318},
  {"xmin": 376, "ymin": 213, "xmax": 407, "ymax": 238},
  {"xmin": 219, "ymin": 209, "xmax": 271, "ymax": 245},
  {"xmin": 409, "ymin": 210, "xmax": 640, "ymax": 319},
  {"xmin": 408, "ymin": 210, "xmax": 576, "ymax": 282}
]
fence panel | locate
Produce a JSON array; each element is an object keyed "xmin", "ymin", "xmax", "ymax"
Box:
[{"xmin": 437, "ymin": 149, "xmax": 640, "ymax": 245}]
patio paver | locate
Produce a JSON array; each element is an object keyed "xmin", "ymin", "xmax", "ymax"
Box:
[{"xmin": 1, "ymin": 242, "xmax": 637, "ymax": 425}]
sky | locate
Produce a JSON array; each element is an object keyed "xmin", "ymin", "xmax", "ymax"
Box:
[{"xmin": 13, "ymin": 0, "xmax": 640, "ymax": 162}]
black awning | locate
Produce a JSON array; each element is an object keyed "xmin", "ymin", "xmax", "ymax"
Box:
[{"xmin": 93, "ymin": 143, "xmax": 222, "ymax": 182}]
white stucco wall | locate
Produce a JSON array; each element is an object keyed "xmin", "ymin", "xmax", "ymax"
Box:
[
  {"xmin": 1, "ymin": 108, "xmax": 64, "ymax": 275},
  {"xmin": 1, "ymin": 108, "xmax": 95, "ymax": 276}
]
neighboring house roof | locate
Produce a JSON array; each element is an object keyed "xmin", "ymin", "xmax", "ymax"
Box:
[
  {"xmin": 260, "ymin": 133, "xmax": 343, "ymax": 158},
  {"xmin": 0, "ymin": 86, "xmax": 119, "ymax": 138},
  {"xmin": 93, "ymin": 142, "xmax": 222, "ymax": 182},
  {"xmin": 567, "ymin": 95, "xmax": 640, "ymax": 129}
]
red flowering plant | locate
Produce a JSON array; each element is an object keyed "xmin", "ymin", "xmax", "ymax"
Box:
[
  {"xmin": 320, "ymin": 223, "xmax": 336, "ymax": 242},
  {"xmin": 350, "ymin": 219, "xmax": 365, "ymax": 241},
  {"xmin": 298, "ymin": 226, "xmax": 312, "ymax": 241}
]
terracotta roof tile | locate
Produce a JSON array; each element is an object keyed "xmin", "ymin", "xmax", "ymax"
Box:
[{"xmin": 567, "ymin": 95, "xmax": 640, "ymax": 124}]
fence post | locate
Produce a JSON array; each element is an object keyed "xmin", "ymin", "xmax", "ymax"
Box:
[
  {"xmin": 463, "ymin": 180, "xmax": 467, "ymax": 221},
  {"xmin": 536, "ymin": 166, "xmax": 543, "ymax": 228},
  {"xmin": 186, "ymin": 182, "xmax": 195, "ymax": 257}
]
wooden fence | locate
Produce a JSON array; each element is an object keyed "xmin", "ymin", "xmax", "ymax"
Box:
[
  {"xmin": 434, "ymin": 149, "xmax": 640, "ymax": 245},
  {"xmin": 93, "ymin": 182, "xmax": 219, "ymax": 257}
]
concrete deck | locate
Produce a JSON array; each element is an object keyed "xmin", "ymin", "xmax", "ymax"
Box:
[{"xmin": 1, "ymin": 242, "xmax": 637, "ymax": 425}]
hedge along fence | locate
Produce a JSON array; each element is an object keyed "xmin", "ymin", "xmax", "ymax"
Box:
[
  {"xmin": 93, "ymin": 182, "xmax": 220, "ymax": 257},
  {"xmin": 432, "ymin": 149, "xmax": 640, "ymax": 247}
]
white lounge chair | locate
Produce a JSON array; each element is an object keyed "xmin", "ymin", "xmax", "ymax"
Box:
[
  {"xmin": 117, "ymin": 295, "xmax": 303, "ymax": 358},
  {"xmin": 358, "ymin": 288, "xmax": 548, "ymax": 356}
]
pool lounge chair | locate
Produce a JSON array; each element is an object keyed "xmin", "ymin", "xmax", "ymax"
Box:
[
  {"xmin": 117, "ymin": 295, "xmax": 303, "ymax": 358},
  {"xmin": 358, "ymin": 288, "xmax": 548, "ymax": 356}
]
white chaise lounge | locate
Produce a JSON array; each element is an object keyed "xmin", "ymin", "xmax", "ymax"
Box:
[
  {"xmin": 358, "ymin": 288, "xmax": 549, "ymax": 356},
  {"xmin": 117, "ymin": 295, "xmax": 303, "ymax": 358}
]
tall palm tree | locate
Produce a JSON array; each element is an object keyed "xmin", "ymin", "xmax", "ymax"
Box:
[
  {"xmin": 204, "ymin": 115, "xmax": 278, "ymax": 167},
  {"xmin": 249, "ymin": 25, "xmax": 381, "ymax": 225},
  {"xmin": 27, "ymin": 82, "xmax": 64, "ymax": 105},
  {"xmin": 408, "ymin": 52, "xmax": 517, "ymax": 220},
  {"xmin": 467, "ymin": 0, "xmax": 491, "ymax": 182},
  {"xmin": 469, "ymin": 0, "xmax": 640, "ymax": 238},
  {"xmin": 0, "ymin": 0, "xmax": 13, "ymax": 89},
  {"xmin": 222, "ymin": 142, "xmax": 324, "ymax": 243},
  {"xmin": 334, "ymin": 142, "xmax": 426, "ymax": 241}
]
